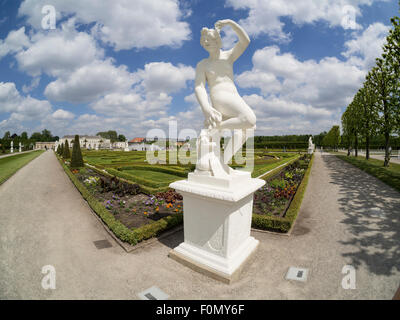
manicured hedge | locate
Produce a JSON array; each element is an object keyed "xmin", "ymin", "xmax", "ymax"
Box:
[
  {"xmin": 106, "ymin": 168, "xmax": 165, "ymax": 188},
  {"xmin": 252, "ymin": 153, "xmax": 315, "ymax": 233},
  {"xmin": 57, "ymin": 156, "xmax": 183, "ymax": 246},
  {"xmin": 118, "ymin": 165, "xmax": 188, "ymax": 177},
  {"xmin": 87, "ymin": 165, "xmax": 168, "ymax": 194}
]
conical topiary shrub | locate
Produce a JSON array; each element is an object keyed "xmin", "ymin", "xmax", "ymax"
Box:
[
  {"xmin": 70, "ymin": 135, "xmax": 84, "ymax": 168},
  {"xmin": 63, "ymin": 140, "xmax": 71, "ymax": 159},
  {"xmin": 59, "ymin": 143, "xmax": 64, "ymax": 156}
]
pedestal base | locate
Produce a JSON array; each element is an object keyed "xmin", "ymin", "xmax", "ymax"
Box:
[
  {"xmin": 169, "ymin": 238, "xmax": 259, "ymax": 284},
  {"xmin": 169, "ymin": 175, "xmax": 264, "ymax": 283}
]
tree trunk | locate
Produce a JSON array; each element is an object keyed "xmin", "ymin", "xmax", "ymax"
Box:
[
  {"xmin": 384, "ymin": 131, "xmax": 390, "ymax": 167},
  {"xmin": 355, "ymin": 134, "xmax": 358, "ymax": 157},
  {"xmin": 366, "ymin": 135, "xmax": 370, "ymax": 160}
]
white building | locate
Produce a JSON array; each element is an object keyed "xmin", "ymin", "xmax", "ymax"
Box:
[
  {"xmin": 58, "ymin": 135, "xmax": 111, "ymax": 150},
  {"xmin": 112, "ymin": 141, "xmax": 129, "ymax": 149},
  {"xmin": 128, "ymin": 143, "xmax": 163, "ymax": 151}
]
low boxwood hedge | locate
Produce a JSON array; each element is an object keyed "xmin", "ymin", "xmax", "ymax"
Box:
[
  {"xmin": 57, "ymin": 156, "xmax": 183, "ymax": 246},
  {"xmin": 106, "ymin": 167, "xmax": 166, "ymax": 188},
  {"xmin": 252, "ymin": 153, "xmax": 315, "ymax": 233},
  {"xmin": 118, "ymin": 165, "xmax": 188, "ymax": 177}
]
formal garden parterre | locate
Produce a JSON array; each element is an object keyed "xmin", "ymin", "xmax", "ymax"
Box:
[{"xmin": 56, "ymin": 137, "xmax": 314, "ymax": 247}]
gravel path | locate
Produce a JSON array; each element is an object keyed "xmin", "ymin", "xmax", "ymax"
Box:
[{"xmin": 0, "ymin": 151, "xmax": 399, "ymax": 299}]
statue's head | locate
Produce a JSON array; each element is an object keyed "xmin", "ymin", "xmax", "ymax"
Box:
[{"xmin": 200, "ymin": 27, "xmax": 222, "ymax": 52}]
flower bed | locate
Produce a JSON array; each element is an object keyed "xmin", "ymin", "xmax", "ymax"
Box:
[
  {"xmin": 57, "ymin": 156, "xmax": 183, "ymax": 246},
  {"xmin": 76, "ymin": 167, "xmax": 183, "ymax": 229},
  {"xmin": 252, "ymin": 153, "xmax": 314, "ymax": 233}
]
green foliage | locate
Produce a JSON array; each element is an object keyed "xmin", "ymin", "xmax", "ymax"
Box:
[
  {"xmin": 342, "ymin": 8, "xmax": 400, "ymax": 166},
  {"xmin": 59, "ymin": 143, "xmax": 64, "ymax": 156},
  {"xmin": 70, "ymin": 135, "xmax": 84, "ymax": 168},
  {"xmin": 106, "ymin": 168, "xmax": 167, "ymax": 189},
  {"xmin": 270, "ymin": 178, "xmax": 287, "ymax": 189},
  {"xmin": 118, "ymin": 165, "xmax": 188, "ymax": 177},
  {"xmin": 322, "ymin": 125, "xmax": 340, "ymax": 150},
  {"xmin": 96, "ymin": 130, "xmax": 118, "ymax": 142},
  {"xmin": 63, "ymin": 140, "xmax": 71, "ymax": 159}
]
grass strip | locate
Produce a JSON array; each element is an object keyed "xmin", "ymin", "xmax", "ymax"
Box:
[
  {"xmin": 335, "ymin": 155, "xmax": 400, "ymax": 193},
  {"xmin": 0, "ymin": 151, "xmax": 44, "ymax": 185}
]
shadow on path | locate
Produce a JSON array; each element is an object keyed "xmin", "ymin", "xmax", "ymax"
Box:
[{"xmin": 323, "ymin": 154, "xmax": 400, "ymax": 276}]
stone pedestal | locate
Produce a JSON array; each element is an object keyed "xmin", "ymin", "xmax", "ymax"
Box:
[
  {"xmin": 308, "ymin": 147, "xmax": 314, "ymax": 154},
  {"xmin": 169, "ymin": 172, "xmax": 264, "ymax": 283}
]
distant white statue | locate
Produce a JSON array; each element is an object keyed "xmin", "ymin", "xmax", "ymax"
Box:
[
  {"xmin": 194, "ymin": 19, "xmax": 256, "ymax": 179},
  {"xmin": 10, "ymin": 141, "xmax": 13, "ymax": 153},
  {"xmin": 19, "ymin": 142, "xmax": 22, "ymax": 152},
  {"xmin": 308, "ymin": 136, "xmax": 315, "ymax": 154}
]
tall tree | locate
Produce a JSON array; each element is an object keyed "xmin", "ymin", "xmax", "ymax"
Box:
[
  {"xmin": 323, "ymin": 125, "xmax": 341, "ymax": 151},
  {"xmin": 70, "ymin": 135, "xmax": 84, "ymax": 168},
  {"xmin": 63, "ymin": 140, "xmax": 71, "ymax": 159},
  {"xmin": 368, "ymin": 60, "xmax": 397, "ymax": 166},
  {"xmin": 354, "ymin": 84, "xmax": 378, "ymax": 160},
  {"xmin": 382, "ymin": 13, "xmax": 400, "ymax": 134},
  {"xmin": 59, "ymin": 143, "xmax": 64, "ymax": 156}
]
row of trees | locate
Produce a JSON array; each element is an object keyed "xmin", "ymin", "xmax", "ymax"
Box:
[
  {"xmin": 342, "ymin": 10, "xmax": 399, "ymax": 166},
  {"xmin": 56, "ymin": 135, "xmax": 84, "ymax": 168},
  {"xmin": 96, "ymin": 130, "xmax": 126, "ymax": 143},
  {"xmin": 0, "ymin": 129, "xmax": 59, "ymax": 153}
]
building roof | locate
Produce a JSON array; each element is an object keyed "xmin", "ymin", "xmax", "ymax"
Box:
[{"xmin": 129, "ymin": 137, "xmax": 145, "ymax": 143}]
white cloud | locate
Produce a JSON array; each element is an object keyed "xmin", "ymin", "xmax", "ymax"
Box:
[
  {"xmin": 0, "ymin": 27, "xmax": 30, "ymax": 58},
  {"xmin": 134, "ymin": 62, "xmax": 195, "ymax": 94},
  {"xmin": 237, "ymin": 46, "xmax": 365, "ymax": 111},
  {"xmin": 0, "ymin": 82, "xmax": 53, "ymax": 126},
  {"xmin": 342, "ymin": 22, "xmax": 390, "ymax": 69},
  {"xmin": 22, "ymin": 77, "xmax": 40, "ymax": 94},
  {"xmin": 18, "ymin": 0, "xmax": 191, "ymax": 50},
  {"xmin": 52, "ymin": 109, "xmax": 75, "ymax": 120},
  {"xmin": 15, "ymin": 20, "xmax": 103, "ymax": 77},
  {"xmin": 225, "ymin": 0, "xmax": 386, "ymax": 42},
  {"xmin": 44, "ymin": 59, "xmax": 135, "ymax": 103},
  {"xmin": 0, "ymin": 82, "xmax": 21, "ymax": 112},
  {"xmin": 243, "ymin": 94, "xmax": 333, "ymax": 119},
  {"xmin": 91, "ymin": 62, "xmax": 194, "ymax": 118}
]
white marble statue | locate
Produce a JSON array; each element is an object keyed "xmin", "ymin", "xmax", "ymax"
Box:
[
  {"xmin": 308, "ymin": 136, "xmax": 315, "ymax": 154},
  {"xmin": 195, "ymin": 19, "xmax": 256, "ymax": 131},
  {"xmin": 192, "ymin": 19, "xmax": 257, "ymax": 179},
  {"xmin": 19, "ymin": 142, "xmax": 22, "ymax": 152},
  {"xmin": 169, "ymin": 20, "xmax": 265, "ymax": 283},
  {"xmin": 10, "ymin": 141, "xmax": 13, "ymax": 153}
]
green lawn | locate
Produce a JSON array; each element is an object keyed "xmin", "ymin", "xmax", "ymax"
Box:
[
  {"xmin": 82, "ymin": 149, "xmax": 300, "ymax": 190},
  {"xmin": 336, "ymin": 155, "xmax": 400, "ymax": 192},
  {"xmin": 123, "ymin": 169, "xmax": 183, "ymax": 184},
  {"xmin": 251, "ymin": 153, "xmax": 299, "ymax": 178},
  {"xmin": 0, "ymin": 151, "xmax": 45, "ymax": 185}
]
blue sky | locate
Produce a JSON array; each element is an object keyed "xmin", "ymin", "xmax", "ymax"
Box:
[{"xmin": 0, "ymin": 0, "xmax": 398, "ymax": 139}]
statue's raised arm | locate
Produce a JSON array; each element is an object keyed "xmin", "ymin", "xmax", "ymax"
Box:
[{"xmin": 215, "ymin": 19, "xmax": 250, "ymax": 62}]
